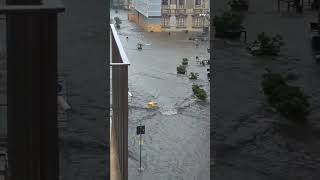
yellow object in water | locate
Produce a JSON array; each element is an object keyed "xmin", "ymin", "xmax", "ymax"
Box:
[{"xmin": 147, "ymin": 101, "xmax": 158, "ymax": 108}]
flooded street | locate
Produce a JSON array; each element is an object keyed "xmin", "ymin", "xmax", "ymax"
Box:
[
  {"xmin": 111, "ymin": 9, "xmax": 210, "ymax": 180},
  {"xmin": 212, "ymin": 0, "xmax": 320, "ymax": 179}
]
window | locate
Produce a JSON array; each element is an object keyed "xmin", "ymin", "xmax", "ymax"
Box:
[
  {"xmin": 161, "ymin": 17, "xmax": 170, "ymax": 27},
  {"xmin": 192, "ymin": 17, "xmax": 202, "ymax": 27},
  {"xmin": 162, "ymin": 0, "xmax": 169, "ymax": 5},
  {"xmin": 179, "ymin": 0, "xmax": 185, "ymax": 8},
  {"xmin": 176, "ymin": 17, "xmax": 185, "ymax": 27},
  {"xmin": 195, "ymin": 0, "xmax": 201, "ymax": 6},
  {"xmin": 171, "ymin": 0, "xmax": 177, "ymax": 5}
]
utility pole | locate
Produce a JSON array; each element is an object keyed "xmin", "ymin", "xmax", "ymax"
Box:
[{"xmin": 136, "ymin": 122, "xmax": 145, "ymax": 172}]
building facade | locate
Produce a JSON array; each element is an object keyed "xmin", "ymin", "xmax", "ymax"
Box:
[
  {"xmin": 129, "ymin": 0, "xmax": 162, "ymax": 32},
  {"xmin": 112, "ymin": 0, "xmax": 130, "ymax": 9},
  {"xmin": 129, "ymin": 0, "xmax": 209, "ymax": 32}
]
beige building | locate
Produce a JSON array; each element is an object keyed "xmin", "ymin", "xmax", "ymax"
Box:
[
  {"xmin": 160, "ymin": 0, "xmax": 209, "ymax": 32},
  {"xmin": 112, "ymin": 0, "xmax": 130, "ymax": 9},
  {"xmin": 128, "ymin": 0, "xmax": 209, "ymax": 32}
]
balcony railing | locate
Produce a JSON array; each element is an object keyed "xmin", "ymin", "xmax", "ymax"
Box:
[
  {"xmin": 178, "ymin": 4, "xmax": 185, "ymax": 9},
  {"xmin": 176, "ymin": 9, "xmax": 186, "ymax": 15},
  {"xmin": 193, "ymin": 8, "xmax": 203, "ymax": 15},
  {"xmin": 162, "ymin": 8, "xmax": 179, "ymax": 16},
  {"xmin": 161, "ymin": 8, "xmax": 170, "ymax": 15},
  {"xmin": 161, "ymin": 5, "xmax": 169, "ymax": 9},
  {"xmin": 194, "ymin": 4, "xmax": 205, "ymax": 9},
  {"xmin": 110, "ymin": 23, "xmax": 130, "ymax": 180}
]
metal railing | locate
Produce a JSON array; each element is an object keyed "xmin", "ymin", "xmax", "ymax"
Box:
[{"xmin": 110, "ymin": 23, "xmax": 130, "ymax": 180}]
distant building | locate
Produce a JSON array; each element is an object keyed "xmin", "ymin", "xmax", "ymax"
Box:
[
  {"xmin": 128, "ymin": 0, "xmax": 162, "ymax": 32},
  {"xmin": 129, "ymin": 0, "xmax": 209, "ymax": 32},
  {"xmin": 112, "ymin": 0, "xmax": 130, "ymax": 9}
]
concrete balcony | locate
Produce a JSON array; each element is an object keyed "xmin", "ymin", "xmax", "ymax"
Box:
[
  {"xmin": 161, "ymin": 5, "xmax": 169, "ymax": 9},
  {"xmin": 194, "ymin": 4, "xmax": 206, "ymax": 9},
  {"xmin": 193, "ymin": 8, "xmax": 203, "ymax": 15},
  {"xmin": 178, "ymin": 4, "xmax": 185, "ymax": 9},
  {"xmin": 110, "ymin": 23, "xmax": 130, "ymax": 180},
  {"xmin": 161, "ymin": 8, "xmax": 177, "ymax": 16},
  {"xmin": 161, "ymin": 8, "xmax": 170, "ymax": 15},
  {"xmin": 192, "ymin": 8, "xmax": 209, "ymax": 16},
  {"xmin": 176, "ymin": 9, "xmax": 186, "ymax": 15}
]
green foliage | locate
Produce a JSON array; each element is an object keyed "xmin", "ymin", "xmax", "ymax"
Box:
[
  {"xmin": 262, "ymin": 71, "xmax": 310, "ymax": 121},
  {"xmin": 177, "ymin": 64, "xmax": 187, "ymax": 74},
  {"xmin": 247, "ymin": 32, "xmax": 284, "ymax": 56},
  {"xmin": 285, "ymin": 73, "xmax": 299, "ymax": 81},
  {"xmin": 213, "ymin": 12, "xmax": 244, "ymax": 38},
  {"xmin": 192, "ymin": 85, "xmax": 207, "ymax": 100},
  {"xmin": 262, "ymin": 72, "xmax": 286, "ymax": 96},
  {"xmin": 189, "ymin": 72, "xmax": 199, "ymax": 80},
  {"xmin": 228, "ymin": 0, "xmax": 249, "ymax": 11},
  {"xmin": 182, "ymin": 58, "xmax": 189, "ymax": 65},
  {"xmin": 114, "ymin": 17, "xmax": 122, "ymax": 25}
]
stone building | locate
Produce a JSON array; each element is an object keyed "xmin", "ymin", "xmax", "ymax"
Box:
[
  {"xmin": 112, "ymin": 0, "xmax": 130, "ymax": 9},
  {"xmin": 129, "ymin": 0, "xmax": 209, "ymax": 32}
]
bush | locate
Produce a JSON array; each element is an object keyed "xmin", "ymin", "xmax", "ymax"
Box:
[
  {"xmin": 262, "ymin": 71, "xmax": 310, "ymax": 121},
  {"xmin": 182, "ymin": 58, "xmax": 189, "ymax": 65},
  {"xmin": 189, "ymin": 72, "xmax": 199, "ymax": 80},
  {"xmin": 247, "ymin": 32, "xmax": 284, "ymax": 56},
  {"xmin": 228, "ymin": 0, "xmax": 249, "ymax": 11},
  {"xmin": 177, "ymin": 64, "xmax": 187, "ymax": 74},
  {"xmin": 192, "ymin": 85, "xmax": 207, "ymax": 100},
  {"xmin": 285, "ymin": 73, "xmax": 299, "ymax": 81},
  {"xmin": 114, "ymin": 17, "xmax": 122, "ymax": 25},
  {"xmin": 262, "ymin": 71, "xmax": 286, "ymax": 96},
  {"xmin": 213, "ymin": 12, "xmax": 244, "ymax": 39}
]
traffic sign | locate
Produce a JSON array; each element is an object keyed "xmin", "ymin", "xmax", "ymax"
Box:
[{"xmin": 137, "ymin": 125, "xmax": 145, "ymax": 135}]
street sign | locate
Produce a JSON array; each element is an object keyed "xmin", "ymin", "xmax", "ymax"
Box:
[{"xmin": 137, "ymin": 125, "xmax": 145, "ymax": 135}]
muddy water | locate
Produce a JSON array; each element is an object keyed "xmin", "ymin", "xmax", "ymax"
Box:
[{"xmin": 111, "ymin": 9, "xmax": 210, "ymax": 180}]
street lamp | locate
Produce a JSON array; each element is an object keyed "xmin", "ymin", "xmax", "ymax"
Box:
[{"xmin": 199, "ymin": 11, "xmax": 209, "ymax": 33}]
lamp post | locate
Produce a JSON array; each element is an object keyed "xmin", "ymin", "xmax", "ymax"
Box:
[{"xmin": 199, "ymin": 11, "xmax": 209, "ymax": 33}]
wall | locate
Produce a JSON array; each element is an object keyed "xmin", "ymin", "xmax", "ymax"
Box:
[
  {"xmin": 133, "ymin": 0, "xmax": 161, "ymax": 17},
  {"xmin": 128, "ymin": 10, "xmax": 162, "ymax": 32}
]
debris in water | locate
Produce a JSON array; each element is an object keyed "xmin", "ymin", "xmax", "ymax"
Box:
[{"xmin": 147, "ymin": 101, "xmax": 158, "ymax": 108}]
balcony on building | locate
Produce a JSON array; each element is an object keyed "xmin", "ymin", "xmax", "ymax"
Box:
[
  {"xmin": 178, "ymin": 4, "xmax": 185, "ymax": 9},
  {"xmin": 193, "ymin": 8, "xmax": 203, "ymax": 15},
  {"xmin": 176, "ymin": 8, "xmax": 186, "ymax": 15},
  {"xmin": 161, "ymin": 4, "xmax": 169, "ymax": 10},
  {"xmin": 110, "ymin": 23, "xmax": 130, "ymax": 180},
  {"xmin": 161, "ymin": 7, "xmax": 170, "ymax": 15}
]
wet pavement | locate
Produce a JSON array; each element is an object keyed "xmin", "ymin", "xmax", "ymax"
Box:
[
  {"xmin": 111, "ymin": 9, "xmax": 210, "ymax": 180},
  {"xmin": 212, "ymin": 0, "xmax": 320, "ymax": 179}
]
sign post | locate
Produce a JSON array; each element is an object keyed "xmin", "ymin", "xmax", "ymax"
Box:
[{"xmin": 136, "ymin": 125, "xmax": 145, "ymax": 172}]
